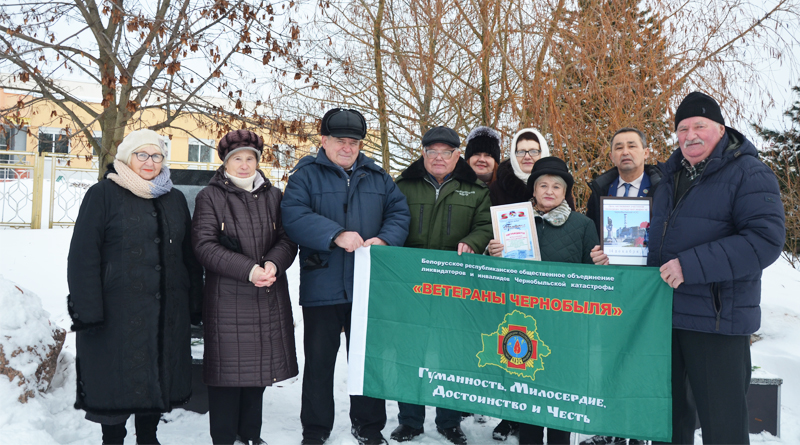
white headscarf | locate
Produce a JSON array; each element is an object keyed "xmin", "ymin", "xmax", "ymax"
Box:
[{"xmin": 508, "ymin": 128, "xmax": 550, "ymax": 183}]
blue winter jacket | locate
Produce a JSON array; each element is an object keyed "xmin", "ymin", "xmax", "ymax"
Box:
[
  {"xmin": 281, "ymin": 148, "xmax": 410, "ymax": 307},
  {"xmin": 647, "ymin": 128, "xmax": 785, "ymax": 335}
]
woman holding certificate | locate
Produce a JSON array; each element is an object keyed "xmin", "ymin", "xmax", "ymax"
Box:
[{"xmin": 487, "ymin": 156, "xmax": 599, "ymax": 445}]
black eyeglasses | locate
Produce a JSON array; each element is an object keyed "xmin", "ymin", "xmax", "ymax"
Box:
[
  {"xmin": 515, "ymin": 149, "xmax": 541, "ymax": 158},
  {"xmin": 133, "ymin": 152, "xmax": 165, "ymax": 163}
]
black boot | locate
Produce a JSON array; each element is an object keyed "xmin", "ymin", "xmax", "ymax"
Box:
[
  {"xmin": 134, "ymin": 414, "xmax": 161, "ymax": 445},
  {"xmin": 101, "ymin": 422, "xmax": 127, "ymax": 445}
]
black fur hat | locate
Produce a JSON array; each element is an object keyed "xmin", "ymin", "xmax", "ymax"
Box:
[{"xmin": 465, "ymin": 126, "xmax": 501, "ymax": 164}]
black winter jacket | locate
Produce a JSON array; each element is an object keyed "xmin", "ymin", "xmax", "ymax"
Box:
[
  {"xmin": 489, "ymin": 159, "xmax": 530, "ymax": 206},
  {"xmin": 68, "ymin": 176, "xmax": 203, "ymax": 416},
  {"xmin": 192, "ymin": 168, "xmax": 299, "ymax": 387}
]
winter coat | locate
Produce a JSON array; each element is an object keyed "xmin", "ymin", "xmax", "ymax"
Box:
[
  {"xmin": 585, "ymin": 165, "xmax": 663, "ymax": 238},
  {"xmin": 192, "ymin": 168, "xmax": 299, "ymax": 387},
  {"xmin": 489, "ymin": 159, "xmax": 530, "ymax": 206},
  {"xmin": 67, "ymin": 176, "xmax": 203, "ymax": 416},
  {"xmin": 396, "ymin": 156, "xmax": 492, "ymax": 253},
  {"xmin": 647, "ymin": 128, "xmax": 785, "ymax": 335},
  {"xmin": 281, "ymin": 149, "xmax": 410, "ymax": 307},
  {"xmin": 536, "ymin": 211, "xmax": 599, "ymax": 265}
]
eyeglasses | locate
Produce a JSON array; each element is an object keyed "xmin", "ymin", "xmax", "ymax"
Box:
[
  {"xmin": 515, "ymin": 149, "xmax": 541, "ymax": 158},
  {"xmin": 133, "ymin": 152, "xmax": 165, "ymax": 163},
  {"xmin": 424, "ymin": 149, "xmax": 457, "ymax": 159}
]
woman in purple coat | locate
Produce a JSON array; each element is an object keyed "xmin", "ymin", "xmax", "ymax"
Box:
[{"xmin": 192, "ymin": 130, "xmax": 299, "ymax": 445}]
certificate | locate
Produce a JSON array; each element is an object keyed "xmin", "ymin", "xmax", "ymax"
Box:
[
  {"xmin": 490, "ymin": 202, "xmax": 541, "ymax": 261},
  {"xmin": 600, "ymin": 197, "xmax": 652, "ymax": 266}
]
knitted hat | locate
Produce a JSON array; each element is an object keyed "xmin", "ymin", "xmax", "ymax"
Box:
[
  {"xmin": 526, "ymin": 156, "xmax": 574, "ymax": 198},
  {"xmin": 421, "ymin": 126, "xmax": 460, "ymax": 149},
  {"xmin": 674, "ymin": 92, "xmax": 725, "ymax": 129},
  {"xmin": 464, "ymin": 126, "xmax": 501, "ymax": 164},
  {"xmin": 116, "ymin": 129, "xmax": 166, "ymax": 164},
  {"xmin": 320, "ymin": 108, "xmax": 367, "ymax": 140},
  {"xmin": 218, "ymin": 129, "xmax": 264, "ymax": 162}
]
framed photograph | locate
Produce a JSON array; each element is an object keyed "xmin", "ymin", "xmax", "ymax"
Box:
[
  {"xmin": 490, "ymin": 202, "xmax": 541, "ymax": 261},
  {"xmin": 600, "ymin": 197, "xmax": 652, "ymax": 266}
]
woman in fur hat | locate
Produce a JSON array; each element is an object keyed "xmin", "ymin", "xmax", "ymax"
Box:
[
  {"xmin": 67, "ymin": 129, "xmax": 203, "ymax": 444},
  {"xmin": 192, "ymin": 129, "xmax": 298, "ymax": 445}
]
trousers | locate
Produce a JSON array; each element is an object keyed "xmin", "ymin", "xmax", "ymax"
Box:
[
  {"xmin": 208, "ymin": 385, "xmax": 267, "ymax": 444},
  {"xmin": 300, "ymin": 303, "xmax": 386, "ymax": 439}
]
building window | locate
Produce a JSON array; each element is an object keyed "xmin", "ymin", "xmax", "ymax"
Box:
[
  {"xmin": 91, "ymin": 134, "xmax": 102, "ymax": 156},
  {"xmin": 0, "ymin": 128, "xmax": 8, "ymax": 152},
  {"xmin": 188, "ymin": 139, "xmax": 214, "ymax": 163},
  {"xmin": 38, "ymin": 129, "xmax": 70, "ymax": 154}
]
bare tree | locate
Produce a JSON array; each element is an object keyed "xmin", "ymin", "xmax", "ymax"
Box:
[
  {"xmin": 0, "ymin": 0, "xmax": 306, "ymax": 178},
  {"xmin": 267, "ymin": 0, "xmax": 800, "ymax": 187}
]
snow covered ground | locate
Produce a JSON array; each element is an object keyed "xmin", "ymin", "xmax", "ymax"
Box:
[{"xmin": 0, "ymin": 228, "xmax": 798, "ymax": 444}]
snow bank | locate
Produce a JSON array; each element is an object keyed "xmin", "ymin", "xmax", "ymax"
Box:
[{"xmin": 0, "ymin": 275, "xmax": 66, "ymax": 402}]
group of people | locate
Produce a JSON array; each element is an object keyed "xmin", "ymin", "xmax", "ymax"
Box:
[{"xmin": 67, "ymin": 91, "xmax": 785, "ymax": 445}]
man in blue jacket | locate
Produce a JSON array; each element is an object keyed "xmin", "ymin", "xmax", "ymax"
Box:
[
  {"xmin": 281, "ymin": 108, "xmax": 411, "ymax": 445},
  {"xmin": 648, "ymin": 92, "xmax": 785, "ymax": 444}
]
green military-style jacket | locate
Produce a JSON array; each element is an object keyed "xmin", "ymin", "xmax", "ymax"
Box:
[{"xmin": 396, "ymin": 156, "xmax": 492, "ymax": 253}]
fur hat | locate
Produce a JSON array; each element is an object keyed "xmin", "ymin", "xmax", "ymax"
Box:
[
  {"xmin": 320, "ymin": 108, "xmax": 367, "ymax": 140},
  {"xmin": 116, "ymin": 129, "xmax": 166, "ymax": 163},
  {"xmin": 465, "ymin": 126, "xmax": 501, "ymax": 164},
  {"xmin": 218, "ymin": 129, "xmax": 264, "ymax": 162},
  {"xmin": 675, "ymin": 92, "xmax": 725, "ymax": 129},
  {"xmin": 421, "ymin": 126, "xmax": 460, "ymax": 149}
]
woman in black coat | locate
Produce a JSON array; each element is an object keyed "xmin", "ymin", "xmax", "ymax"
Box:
[
  {"xmin": 192, "ymin": 129, "xmax": 298, "ymax": 445},
  {"xmin": 67, "ymin": 129, "xmax": 203, "ymax": 445}
]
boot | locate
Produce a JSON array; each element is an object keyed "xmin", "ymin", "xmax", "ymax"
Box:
[
  {"xmin": 134, "ymin": 413, "xmax": 161, "ymax": 445},
  {"xmin": 101, "ymin": 422, "xmax": 127, "ymax": 445}
]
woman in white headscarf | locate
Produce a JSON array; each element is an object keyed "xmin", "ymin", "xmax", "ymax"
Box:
[{"xmin": 488, "ymin": 128, "xmax": 550, "ymax": 206}]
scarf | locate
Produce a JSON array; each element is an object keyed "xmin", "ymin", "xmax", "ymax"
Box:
[
  {"xmin": 225, "ymin": 171, "xmax": 259, "ymax": 191},
  {"xmin": 107, "ymin": 160, "xmax": 173, "ymax": 199},
  {"xmin": 533, "ymin": 199, "xmax": 571, "ymax": 227}
]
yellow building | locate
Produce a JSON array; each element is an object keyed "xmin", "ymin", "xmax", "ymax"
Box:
[{"xmin": 0, "ymin": 77, "xmax": 315, "ymax": 184}]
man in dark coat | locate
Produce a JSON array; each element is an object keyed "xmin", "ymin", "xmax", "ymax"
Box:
[
  {"xmin": 281, "ymin": 108, "xmax": 411, "ymax": 445},
  {"xmin": 647, "ymin": 92, "xmax": 784, "ymax": 443},
  {"xmin": 586, "ymin": 127, "xmax": 662, "ymax": 241},
  {"xmin": 391, "ymin": 126, "xmax": 492, "ymax": 445},
  {"xmin": 584, "ymin": 128, "xmax": 659, "ymax": 445}
]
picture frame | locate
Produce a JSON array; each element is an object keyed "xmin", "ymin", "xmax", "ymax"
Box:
[
  {"xmin": 490, "ymin": 202, "xmax": 541, "ymax": 261},
  {"xmin": 599, "ymin": 197, "xmax": 652, "ymax": 266}
]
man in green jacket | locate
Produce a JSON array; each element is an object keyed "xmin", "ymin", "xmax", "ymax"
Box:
[{"xmin": 391, "ymin": 126, "xmax": 493, "ymax": 445}]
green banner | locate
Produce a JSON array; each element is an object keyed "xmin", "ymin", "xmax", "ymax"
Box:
[{"xmin": 349, "ymin": 245, "xmax": 672, "ymax": 441}]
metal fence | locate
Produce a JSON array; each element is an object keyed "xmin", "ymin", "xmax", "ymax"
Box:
[{"xmin": 0, "ymin": 151, "xmax": 226, "ymax": 229}]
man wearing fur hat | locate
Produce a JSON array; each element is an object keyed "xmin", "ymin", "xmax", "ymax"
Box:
[
  {"xmin": 391, "ymin": 125, "xmax": 492, "ymax": 445},
  {"xmin": 465, "ymin": 126, "xmax": 501, "ymax": 186},
  {"xmin": 604, "ymin": 92, "xmax": 784, "ymax": 444},
  {"xmin": 281, "ymin": 108, "xmax": 410, "ymax": 445}
]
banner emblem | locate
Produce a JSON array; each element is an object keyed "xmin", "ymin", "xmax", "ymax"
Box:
[{"xmin": 477, "ymin": 310, "xmax": 551, "ymax": 381}]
